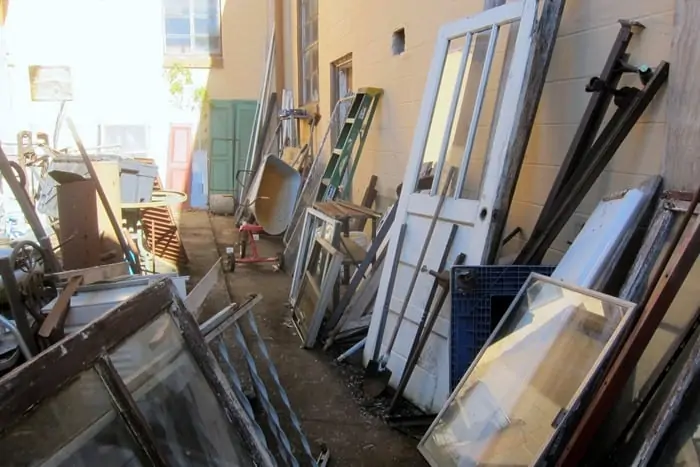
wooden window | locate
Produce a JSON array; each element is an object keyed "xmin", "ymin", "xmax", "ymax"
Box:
[
  {"xmin": 299, "ymin": 0, "xmax": 319, "ymax": 104},
  {"xmin": 163, "ymin": 0, "xmax": 221, "ymax": 57}
]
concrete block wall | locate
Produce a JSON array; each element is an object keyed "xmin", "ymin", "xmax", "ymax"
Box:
[
  {"xmin": 289, "ymin": 0, "xmax": 677, "ymax": 412},
  {"xmin": 296, "ymin": 0, "xmax": 674, "ymax": 258}
]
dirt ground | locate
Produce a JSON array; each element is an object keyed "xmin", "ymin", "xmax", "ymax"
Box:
[{"xmin": 178, "ymin": 210, "xmax": 426, "ymax": 467}]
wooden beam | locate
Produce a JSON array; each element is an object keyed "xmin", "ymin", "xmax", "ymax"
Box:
[
  {"xmin": 664, "ymin": 0, "xmax": 700, "ymax": 191},
  {"xmin": 48, "ymin": 261, "xmax": 129, "ymax": 285},
  {"xmin": 38, "ymin": 275, "xmax": 83, "ymax": 342},
  {"xmin": 274, "ymin": 0, "xmax": 285, "ymax": 94}
]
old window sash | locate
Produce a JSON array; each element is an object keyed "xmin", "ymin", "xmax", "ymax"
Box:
[
  {"xmin": 0, "ymin": 279, "xmax": 275, "ymax": 467},
  {"xmin": 163, "ymin": 0, "xmax": 222, "ymax": 56},
  {"xmin": 299, "ymin": 0, "xmax": 319, "ymax": 103}
]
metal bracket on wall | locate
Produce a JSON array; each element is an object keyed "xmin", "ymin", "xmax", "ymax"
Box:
[{"xmin": 515, "ymin": 59, "xmax": 669, "ymax": 265}]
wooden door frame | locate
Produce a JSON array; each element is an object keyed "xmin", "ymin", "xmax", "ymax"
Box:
[{"xmin": 364, "ymin": 0, "xmax": 539, "ymax": 408}]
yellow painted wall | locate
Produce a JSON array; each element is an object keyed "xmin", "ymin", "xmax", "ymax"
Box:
[
  {"xmin": 290, "ymin": 0, "xmax": 676, "ymax": 412},
  {"xmin": 294, "ymin": 0, "xmax": 674, "ymax": 261},
  {"xmin": 0, "ymin": 0, "xmax": 270, "ymax": 188}
]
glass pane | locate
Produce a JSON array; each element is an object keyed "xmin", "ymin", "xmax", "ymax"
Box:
[
  {"xmin": 0, "ymin": 370, "xmax": 144, "ymax": 466},
  {"xmin": 165, "ymin": 17, "xmax": 191, "ymax": 36},
  {"xmin": 421, "ymin": 276, "xmax": 632, "ymax": 466},
  {"xmin": 110, "ymin": 313, "xmax": 254, "ymax": 466},
  {"xmin": 166, "ymin": 35, "xmax": 192, "ymax": 54},
  {"xmin": 194, "ymin": 16, "xmax": 219, "ymax": 36},
  {"xmin": 164, "ymin": 0, "xmax": 190, "ymax": 16},
  {"xmin": 457, "ymin": 21, "xmax": 518, "ymax": 199},
  {"xmin": 193, "ymin": 0, "xmax": 219, "ymax": 16},
  {"xmin": 414, "ymin": 34, "xmax": 469, "ymax": 193},
  {"xmin": 194, "ymin": 35, "xmax": 221, "ymax": 54}
]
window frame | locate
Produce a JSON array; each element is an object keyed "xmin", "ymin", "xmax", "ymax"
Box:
[
  {"xmin": 162, "ymin": 0, "xmax": 223, "ymax": 61},
  {"xmin": 99, "ymin": 124, "xmax": 150, "ymax": 156},
  {"xmin": 0, "ymin": 278, "xmax": 275, "ymax": 466},
  {"xmin": 298, "ymin": 0, "xmax": 319, "ymax": 104}
]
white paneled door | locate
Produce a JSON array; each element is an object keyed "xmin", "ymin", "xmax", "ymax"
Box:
[{"xmin": 364, "ymin": 0, "xmax": 539, "ymax": 412}]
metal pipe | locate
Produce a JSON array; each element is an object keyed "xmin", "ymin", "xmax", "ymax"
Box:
[
  {"xmin": 0, "ymin": 315, "xmax": 32, "ymax": 360},
  {"xmin": 379, "ymin": 166, "xmax": 456, "ymax": 365}
]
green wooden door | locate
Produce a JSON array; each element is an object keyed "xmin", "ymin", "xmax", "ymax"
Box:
[
  {"xmin": 233, "ymin": 100, "xmax": 257, "ymax": 199},
  {"xmin": 209, "ymin": 99, "xmax": 257, "ymax": 196}
]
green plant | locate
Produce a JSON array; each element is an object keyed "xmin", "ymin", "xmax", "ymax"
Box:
[{"xmin": 165, "ymin": 62, "xmax": 193, "ymax": 98}]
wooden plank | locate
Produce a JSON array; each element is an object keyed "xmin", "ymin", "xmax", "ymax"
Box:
[
  {"xmin": 57, "ymin": 180, "xmax": 101, "ymax": 269},
  {"xmin": 557, "ymin": 189, "xmax": 700, "ymax": 465},
  {"xmin": 38, "ymin": 275, "xmax": 83, "ymax": 342},
  {"xmin": 185, "ymin": 258, "xmax": 221, "ymax": 317},
  {"xmin": 48, "ymin": 261, "xmax": 129, "ymax": 285},
  {"xmin": 92, "ymin": 161, "xmax": 123, "ymax": 262},
  {"xmin": 483, "ymin": 0, "xmax": 567, "ymax": 263},
  {"xmin": 335, "ymin": 200, "xmax": 380, "ymax": 218},
  {"xmin": 664, "ymin": 0, "xmax": 700, "ymax": 191}
]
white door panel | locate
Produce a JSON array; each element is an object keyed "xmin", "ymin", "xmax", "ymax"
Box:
[{"xmin": 365, "ymin": 0, "xmax": 539, "ymax": 412}]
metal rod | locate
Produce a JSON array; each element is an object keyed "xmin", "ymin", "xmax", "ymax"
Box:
[
  {"xmin": 388, "ymin": 228, "xmax": 460, "ymax": 412},
  {"xmin": 531, "ymin": 21, "xmax": 639, "ymax": 234},
  {"xmin": 0, "ymin": 314, "xmax": 32, "ymax": 360},
  {"xmin": 0, "ymin": 147, "xmax": 60, "ymax": 273},
  {"xmin": 517, "ymin": 61, "xmax": 669, "ymax": 265},
  {"xmin": 336, "ymin": 337, "xmax": 367, "ymax": 363},
  {"xmin": 66, "ymin": 118, "xmax": 141, "ymax": 273},
  {"xmin": 94, "ymin": 356, "xmax": 168, "ymax": 467},
  {"xmin": 371, "ymin": 222, "xmax": 407, "ymax": 362},
  {"xmin": 326, "ymin": 203, "xmax": 397, "ymax": 331},
  {"xmin": 380, "ymin": 166, "xmax": 456, "ymax": 365},
  {"xmin": 0, "ymin": 257, "xmax": 37, "ymax": 355}
]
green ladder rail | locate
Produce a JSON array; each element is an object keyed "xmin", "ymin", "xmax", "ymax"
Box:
[{"xmin": 319, "ymin": 87, "xmax": 383, "ymax": 201}]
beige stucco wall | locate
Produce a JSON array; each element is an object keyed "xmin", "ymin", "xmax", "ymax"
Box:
[
  {"xmin": 0, "ymin": 0, "xmax": 269, "ymax": 188},
  {"xmin": 296, "ymin": 0, "xmax": 673, "ymax": 261}
]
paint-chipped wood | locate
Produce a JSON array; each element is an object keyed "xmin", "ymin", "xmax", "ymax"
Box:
[
  {"xmin": 0, "ymin": 279, "xmax": 171, "ymax": 430},
  {"xmin": 166, "ymin": 283, "xmax": 276, "ymax": 467},
  {"xmin": 483, "ymin": 0, "xmax": 567, "ymax": 263},
  {"xmin": 664, "ymin": 0, "xmax": 700, "ymax": 191},
  {"xmin": 38, "ymin": 275, "xmax": 83, "ymax": 342},
  {"xmin": 94, "ymin": 357, "xmax": 168, "ymax": 466}
]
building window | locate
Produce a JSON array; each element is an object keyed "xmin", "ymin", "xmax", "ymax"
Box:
[
  {"xmin": 99, "ymin": 125, "xmax": 149, "ymax": 156},
  {"xmin": 163, "ymin": 0, "xmax": 221, "ymax": 56},
  {"xmin": 299, "ymin": 0, "xmax": 319, "ymax": 104}
]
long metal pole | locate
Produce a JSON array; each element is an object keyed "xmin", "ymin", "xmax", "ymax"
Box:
[
  {"xmin": 0, "ymin": 147, "xmax": 60, "ymax": 273},
  {"xmin": 379, "ymin": 166, "xmax": 456, "ymax": 366}
]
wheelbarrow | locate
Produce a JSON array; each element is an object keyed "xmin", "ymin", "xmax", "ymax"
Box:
[{"xmin": 229, "ymin": 155, "xmax": 301, "ymax": 272}]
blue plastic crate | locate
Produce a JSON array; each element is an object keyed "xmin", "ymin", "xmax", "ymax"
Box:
[{"xmin": 450, "ymin": 265, "xmax": 555, "ymax": 391}]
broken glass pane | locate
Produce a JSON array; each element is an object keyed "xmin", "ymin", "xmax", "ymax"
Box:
[
  {"xmin": 420, "ymin": 275, "xmax": 634, "ymax": 466},
  {"xmin": 0, "ymin": 369, "xmax": 143, "ymax": 466},
  {"xmin": 110, "ymin": 313, "xmax": 254, "ymax": 467}
]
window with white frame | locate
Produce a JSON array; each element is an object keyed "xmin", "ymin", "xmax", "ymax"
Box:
[
  {"xmin": 163, "ymin": 0, "xmax": 221, "ymax": 56},
  {"xmin": 299, "ymin": 0, "xmax": 319, "ymax": 103},
  {"xmin": 99, "ymin": 125, "xmax": 149, "ymax": 156}
]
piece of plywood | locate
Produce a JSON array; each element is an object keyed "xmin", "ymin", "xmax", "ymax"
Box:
[
  {"xmin": 92, "ymin": 161, "xmax": 122, "ymax": 262},
  {"xmin": 57, "ymin": 180, "xmax": 101, "ymax": 269},
  {"xmin": 49, "ymin": 262, "xmax": 129, "ymax": 285},
  {"xmin": 664, "ymin": 0, "xmax": 700, "ymax": 191}
]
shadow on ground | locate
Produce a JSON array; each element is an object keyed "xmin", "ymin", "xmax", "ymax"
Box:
[{"xmin": 178, "ymin": 210, "xmax": 426, "ymax": 466}]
